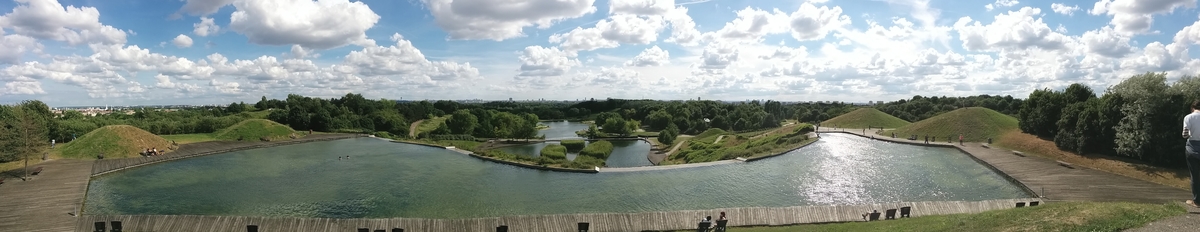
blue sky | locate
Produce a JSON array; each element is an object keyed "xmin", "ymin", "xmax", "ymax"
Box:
[{"xmin": 1, "ymin": 0, "xmax": 1199, "ymax": 107}]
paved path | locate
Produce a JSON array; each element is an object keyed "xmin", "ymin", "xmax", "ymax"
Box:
[
  {"xmin": 74, "ymin": 198, "xmax": 1040, "ymax": 232},
  {"xmin": 0, "ymin": 159, "xmax": 93, "ymax": 232},
  {"xmin": 818, "ymin": 128, "xmax": 1192, "ymax": 203}
]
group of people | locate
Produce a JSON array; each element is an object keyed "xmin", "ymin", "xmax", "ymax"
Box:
[
  {"xmin": 142, "ymin": 147, "xmax": 162, "ymax": 156},
  {"xmin": 338, "ymin": 155, "xmax": 351, "ymax": 160},
  {"xmin": 698, "ymin": 212, "xmax": 727, "ymax": 231}
]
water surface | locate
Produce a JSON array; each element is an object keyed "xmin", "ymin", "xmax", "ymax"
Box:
[{"xmin": 84, "ymin": 133, "xmax": 1032, "ymax": 219}]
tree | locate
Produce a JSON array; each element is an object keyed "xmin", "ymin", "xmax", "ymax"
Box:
[
  {"xmin": 658, "ymin": 123, "xmax": 679, "ymax": 145},
  {"xmin": 255, "ymin": 96, "xmax": 268, "ymax": 110},
  {"xmin": 602, "ymin": 117, "xmax": 630, "ymax": 135},
  {"xmin": 586, "ymin": 124, "xmax": 600, "ymax": 139},
  {"xmin": 447, "ymin": 109, "xmax": 478, "ymax": 135},
  {"xmin": 646, "ymin": 110, "xmax": 673, "ymax": 131},
  {"xmin": 10, "ymin": 102, "xmax": 48, "ymax": 180}
]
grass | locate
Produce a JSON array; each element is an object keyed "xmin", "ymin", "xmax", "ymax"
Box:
[
  {"xmin": 416, "ymin": 116, "xmax": 450, "ymax": 135},
  {"xmin": 244, "ymin": 110, "xmax": 271, "ymax": 119},
  {"xmin": 822, "ymin": 108, "xmax": 910, "ymax": 128},
  {"xmin": 877, "ymin": 107, "xmax": 1017, "ymax": 142},
  {"xmin": 560, "ymin": 139, "xmax": 586, "ymax": 151},
  {"xmin": 993, "ymin": 130, "xmax": 1191, "ymax": 190},
  {"xmin": 674, "ymin": 202, "xmax": 1183, "ymax": 232},
  {"xmin": 668, "ymin": 123, "xmax": 815, "ymax": 163},
  {"xmin": 540, "ymin": 144, "xmax": 568, "ymax": 160},
  {"xmin": 579, "ymin": 140, "xmax": 615, "ymax": 160},
  {"xmin": 160, "ymin": 133, "xmax": 218, "ymax": 144},
  {"xmin": 55, "ymin": 125, "xmax": 172, "ymax": 159},
  {"xmin": 212, "ymin": 119, "xmax": 297, "ymax": 141},
  {"xmin": 632, "ymin": 131, "xmax": 659, "ymax": 137}
]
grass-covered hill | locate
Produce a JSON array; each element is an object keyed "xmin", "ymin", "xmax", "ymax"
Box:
[
  {"xmin": 213, "ymin": 119, "xmax": 298, "ymax": 141},
  {"xmin": 879, "ymin": 107, "xmax": 1018, "ymax": 142},
  {"xmin": 821, "ymin": 108, "xmax": 910, "ymax": 128},
  {"xmin": 56, "ymin": 125, "xmax": 172, "ymax": 159}
]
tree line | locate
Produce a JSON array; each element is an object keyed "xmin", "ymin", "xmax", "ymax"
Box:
[{"xmin": 1019, "ymin": 72, "xmax": 1200, "ymax": 168}]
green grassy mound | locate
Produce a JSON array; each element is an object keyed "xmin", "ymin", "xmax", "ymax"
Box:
[
  {"xmin": 879, "ymin": 107, "xmax": 1017, "ymax": 142},
  {"xmin": 560, "ymin": 139, "xmax": 586, "ymax": 151},
  {"xmin": 213, "ymin": 119, "xmax": 298, "ymax": 141},
  {"xmin": 579, "ymin": 140, "xmax": 615, "ymax": 160},
  {"xmin": 57, "ymin": 125, "xmax": 172, "ymax": 159},
  {"xmin": 821, "ymin": 108, "xmax": 910, "ymax": 128}
]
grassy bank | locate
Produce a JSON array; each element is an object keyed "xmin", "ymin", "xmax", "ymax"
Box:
[
  {"xmin": 994, "ymin": 130, "xmax": 1191, "ymax": 190},
  {"xmin": 560, "ymin": 139, "xmax": 586, "ymax": 151},
  {"xmin": 56, "ymin": 125, "xmax": 172, "ymax": 159},
  {"xmin": 213, "ymin": 119, "xmax": 298, "ymax": 141},
  {"xmin": 671, "ymin": 202, "xmax": 1182, "ymax": 232},
  {"xmin": 667, "ymin": 124, "xmax": 815, "ymax": 164},
  {"xmin": 579, "ymin": 140, "xmax": 615, "ymax": 159},
  {"xmin": 415, "ymin": 116, "xmax": 450, "ymax": 135},
  {"xmin": 879, "ymin": 107, "xmax": 1017, "ymax": 142},
  {"xmin": 160, "ymin": 133, "xmax": 218, "ymax": 144},
  {"xmin": 822, "ymin": 108, "xmax": 910, "ymax": 128},
  {"xmin": 540, "ymin": 144, "xmax": 567, "ymax": 160}
]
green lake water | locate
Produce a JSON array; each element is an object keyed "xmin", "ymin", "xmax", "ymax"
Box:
[{"xmin": 83, "ymin": 133, "xmax": 1033, "ymax": 219}]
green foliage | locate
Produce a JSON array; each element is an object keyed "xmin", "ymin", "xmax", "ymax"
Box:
[
  {"xmin": 658, "ymin": 123, "xmax": 680, "ymax": 145},
  {"xmin": 821, "ymin": 108, "xmax": 910, "ymax": 128},
  {"xmin": 791, "ymin": 123, "xmax": 814, "ymax": 135},
  {"xmin": 429, "ymin": 134, "xmax": 476, "ymax": 141},
  {"xmin": 579, "ymin": 140, "xmax": 615, "ymax": 159},
  {"xmin": 672, "ymin": 126, "xmax": 814, "ymax": 163},
  {"xmin": 876, "ymin": 95, "xmax": 1023, "ymax": 123},
  {"xmin": 540, "ymin": 144, "xmax": 568, "ymax": 160},
  {"xmin": 0, "ymin": 102, "xmax": 50, "ymax": 162},
  {"xmin": 447, "ymin": 109, "xmax": 478, "ymax": 135},
  {"xmin": 434, "ymin": 140, "xmax": 482, "ymax": 150},
  {"xmin": 159, "ymin": 133, "xmax": 217, "ymax": 144},
  {"xmin": 560, "ymin": 139, "xmax": 586, "ymax": 151},
  {"xmin": 883, "ymin": 107, "xmax": 1018, "ymax": 142},
  {"xmin": 416, "ymin": 116, "xmax": 450, "ymax": 136},
  {"xmin": 564, "ymin": 155, "xmax": 605, "ymax": 169},
  {"xmin": 212, "ymin": 119, "xmax": 297, "ymax": 141},
  {"xmin": 693, "ymin": 128, "xmax": 727, "ymax": 141},
  {"xmin": 602, "ymin": 117, "xmax": 630, "ymax": 135}
]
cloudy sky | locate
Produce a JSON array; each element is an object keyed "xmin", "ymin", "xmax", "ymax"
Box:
[{"xmin": 0, "ymin": 0, "xmax": 1199, "ymax": 107}]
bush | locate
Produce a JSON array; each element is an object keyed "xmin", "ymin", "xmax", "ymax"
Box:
[
  {"xmin": 540, "ymin": 144, "xmax": 568, "ymax": 160},
  {"xmin": 560, "ymin": 139, "xmax": 586, "ymax": 151},
  {"xmin": 565, "ymin": 155, "xmax": 606, "ymax": 169},
  {"xmin": 792, "ymin": 123, "xmax": 815, "ymax": 135},
  {"xmin": 579, "ymin": 140, "xmax": 614, "ymax": 159}
]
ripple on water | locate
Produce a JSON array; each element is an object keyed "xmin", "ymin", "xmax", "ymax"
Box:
[{"xmin": 84, "ymin": 133, "xmax": 1032, "ymax": 218}]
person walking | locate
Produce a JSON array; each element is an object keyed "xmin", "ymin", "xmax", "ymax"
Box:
[
  {"xmin": 958, "ymin": 134, "xmax": 963, "ymax": 145},
  {"xmin": 1181, "ymin": 100, "xmax": 1200, "ymax": 208}
]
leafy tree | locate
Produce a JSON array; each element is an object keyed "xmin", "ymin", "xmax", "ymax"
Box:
[
  {"xmin": 658, "ymin": 123, "xmax": 679, "ymax": 145},
  {"xmin": 602, "ymin": 117, "xmax": 630, "ymax": 135},
  {"xmin": 447, "ymin": 109, "xmax": 478, "ymax": 135},
  {"xmin": 646, "ymin": 109, "xmax": 673, "ymax": 131}
]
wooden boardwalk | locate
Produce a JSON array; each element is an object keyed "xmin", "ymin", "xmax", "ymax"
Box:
[
  {"xmin": 0, "ymin": 159, "xmax": 94, "ymax": 232},
  {"xmin": 74, "ymin": 198, "xmax": 1041, "ymax": 232},
  {"xmin": 91, "ymin": 134, "xmax": 365, "ymax": 176},
  {"xmin": 819, "ymin": 128, "xmax": 1193, "ymax": 203}
]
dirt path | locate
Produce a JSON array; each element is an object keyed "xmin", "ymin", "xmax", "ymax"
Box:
[
  {"xmin": 649, "ymin": 135, "xmax": 693, "ymax": 165},
  {"xmin": 408, "ymin": 119, "xmax": 424, "ymax": 138},
  {"xmin": 712, "ymin": 135, "xmax": 726, "ymax": 144}
]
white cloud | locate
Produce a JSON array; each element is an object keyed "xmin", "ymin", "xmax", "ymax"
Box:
[
  {"xmin": 1050, "ymin": 3, "xmax": 1080, "ymax": 16},
  {"xmin": 0, "ymin": 0, "xmax": 127, "ymax": 45},
  {"xmin": 664, "ymin": 6, "xmax": 701, "ymax": 46},
  {"xmin": 759, "ymin": 46, "xmax": 808, "ymax": 60},
  {"xmin": 550, "ymin": 14, "xmax": 665, "ymax": 52},
  {"xmin": 625, "ymin": 46, "xmax": 670, "ymax": 67},
  {"xmin": 518, "ymin": 46, "xmax": 580, "ymax": 76},
  {"xmin": 788, "ymin": 2, "xmax": 851, "ymax": 41},
  {"xmin": 228, "ymin": 0, "xmax": 380, "ymax": 49},
  {"xmin": 984, "ymin": 0, "xmax": 1019, "ymax": 11},
  {"xmin": 698, "ymin": 42, "xmax": 739, "ymax": 71},
  {"xmin": 176, "ymin": 0, "xmax": 236, "ymax": 17},
  {"xmin": 193, "ymin": 17, "xmax": 219, "ymax": 37},
  {"xmin": 423, "ymin": 0, "xmax": 597, "ymax": 41},
  {"xmin": 0, "ymin": 33, "xmax": 41, "ymax": 64},
  {"xmin": 953, "ymin": 7, "xmax": 1071, "ymax": 52},
  {"xmin": 2, "ymin": 80, "xmax": 45, "ymax": 95},
  {"xmin": 1089, "ymin": 0, "xmax": 1196, "ymax": 34},
  {"xmin": 609, "ymin": 0, "xmax": 674, "ymax": 15},
  {"xmin": 1081, "ymin": 27, "xmax": 1133, "ymax": 58},
  {"xmin": 172, "ymin": 34, "xmax": 194, "ymax": 48},
  {"xmin": 703, "ymin": 7, "xmax": 790, "ymax": 44}
]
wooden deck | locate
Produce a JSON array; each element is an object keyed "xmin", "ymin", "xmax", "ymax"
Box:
[
  {"xmin": 0, "ymin": 159, "xmax": 94, "ymax": 232},
  {"xmin": 74, "ymin": 198, "xmax": 1041, "ymax": 232},
  {"xmin": 819, "ymin": 128, "xmax": 1193, "ymax": 203},
  {"xmin": 91, "ymin": 134, "xmax": 365, "ymax": 176}
]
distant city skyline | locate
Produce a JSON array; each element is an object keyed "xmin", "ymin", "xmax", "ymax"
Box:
[{"xmin": 3, "ymin": 0, "xmax": 1197, "ymax": 106}]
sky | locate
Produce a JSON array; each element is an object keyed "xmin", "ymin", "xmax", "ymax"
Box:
[{"xmin": 1, "ymin": 0, "xmax": 1200, "ymax": 107}]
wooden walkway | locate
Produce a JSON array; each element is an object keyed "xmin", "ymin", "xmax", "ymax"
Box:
[
  {"xmin": 91, "ymin": 134, "xmax": 365, "ymax": 176},
  {"xmin": 819, "ymin": 128, "xmax": 1193, "ymax": 203},
  {"xmin": 75, "ymin": 198, "xmax": 1041, "ymax": 232},
  {"xmin": 0, "ymin": 159, "xmax": 94, "ymax": 232}
]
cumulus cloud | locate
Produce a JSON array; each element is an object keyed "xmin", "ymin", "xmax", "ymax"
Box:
[
  {"xmin": 1051, "ymin": 3, "xmax": 1080, "ymax": 16},
  {"xmin": 1081, "ymin": 27, "xmax": 1133, "ymax": 58},
  {"xmin": 423, "ymin": 0, "xmax": 597, "ymax": 41},
  {"xmin": 517, "ymin": 46, "xmax": 580, "ymax": 76},
  {"xmin": 698, "ymin": 42, "xmax": 739, "ymax": 71},
  {"xmin": 193, "ymin": 17, "xmax": 219, "ymax": 36},
  {"xmin": 703, "ymin": 7, "xmax": 790, "ymax": 43},
  {"xmin": 664, "ymin": 6, "xmax": 702, "ymax": 46},
  {"xmin": 0, "ymin": 33, "xmax": 41, "ymax": 64},
  {"xmin": 229, "ymin": 0, "xmax": 380, "ymax": 49},
  {"xmin": 172, "ymin": 34, "xmax": 194, "ymax": 48},
  {"xmin": 1089, "ymin": 0, "xmax": 1196, "ymax": 34},
  {"xmin": 953, "ymin": 7, "xmax": 1071, "ymax": 52},
  {"xmin": 788, "ymin": 2, "xmax": 851, "ymax": 41},
  {"xmin": 550, "ymin": 14, "xmax": 665, "ymax": 52},
  {"xmin": 625, "ymin": 46, "xmax": 670, "ymax": 67},
  {"xmin": 0, "ymin": 0, "xmax": 127, "ymax": 45},
  {"xmin": 176, "ymin": 0, "xmax": 236, "ymax": 17},
  {"xmin": 984, "ymin": 0, "xmax": 1019, "ymax": 11}
]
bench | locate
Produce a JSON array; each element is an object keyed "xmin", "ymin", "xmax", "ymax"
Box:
[
  {"xmin": 981, "ymin": 144, "xmax": 990, "ymax": 148},
  {"xmin": 1056, "ymin": 160, "xmax": 1074, "ymax": 168},
  {"xmin": 31, "ymin": 167, "xmax": 43, "ymax": 175},
  {"xmin": 1012, "ymin": 151, "xmax": 1025, "ymax": 157}
]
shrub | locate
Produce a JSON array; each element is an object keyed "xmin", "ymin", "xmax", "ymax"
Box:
[
  {"xmin": 540, "ymin": 144, "xmax": 568, "ymax": 160},
  {"xmin": 560, "ymin": 139, "xmax": 586, "ymax": 151},
  {"xmin": 579, "ymin": 140, "xmax": 615, "ymax": 159},
  {"xmin": 566, "ymin": 155, "xmax": 606, "ymax": 169},
  {"xmin": 793, "ymin": 123, "xmax": 815, "ymax": 135},
  {"xmin": 431, "ymin": 134, "xmax": 475, "ymax": 141}
]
